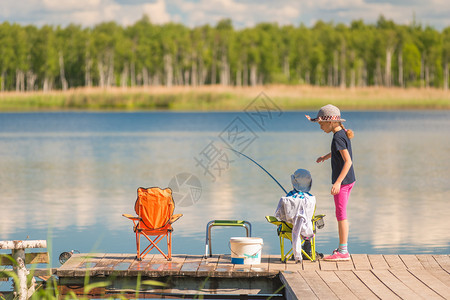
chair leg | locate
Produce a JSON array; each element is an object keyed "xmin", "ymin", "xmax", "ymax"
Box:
[
  {"xmin": 167, "ymin": 231, "xmax": 172, "ymax": 261},
  {"xmin": 136, "ymin": 231, "xmax": 141, "ymax": 261},
  {"xmin": 279, "ymin": 235, "xmax": 294, "ymax": 263},
  {"xmin": 311, "ymin": 235, "xmax": 316, "ymax": 261},
  {"xmin": 279, "ymin": 235, "xmax": 285, "ymax": 262}
]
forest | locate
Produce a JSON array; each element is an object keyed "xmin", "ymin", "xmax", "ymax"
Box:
[{"xmin": 0, "ymin": 15, "xmax": 449, "ymax": 92}]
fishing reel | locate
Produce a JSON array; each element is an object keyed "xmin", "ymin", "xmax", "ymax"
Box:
[
  {"xmin": 315, "ymin": 215, "xmax": 325, "ymax": 230},
  {"xmin": 58, "ymin": 249, "xmax": 80, "ymax": 265}
]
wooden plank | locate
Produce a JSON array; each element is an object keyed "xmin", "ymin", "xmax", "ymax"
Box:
[
  {"xmin": 384, "ymin": 255, "xmax": 407, "ymax": 269},
  {"xmin": 299, "ymin": 270, "xmax": 339, "ymax": 299},
  {"xmin": 113, "ymin": 255, "xmax": 136, "ymax": 273},
  {"xmin": 368, "ymin": 254, "xmax": 389, "ymax": 269},
  {"xmin": 32, "ymin": 268, "xmax": 57, "ymax": 277},
  {"xmin": 0, "ymin": 252, "xmax": 49, "ymax": 266},
  {"xmin": 215, "ymin": 255, "xmax": 234, "ymax": 277},
  {"xmin": 285, "ymin": 258, "xmax": 303, "ymax": 272},
  {"xmin": 279, "ymin": 271, "xmax": 318, "ymax": 300},
  {"xmin": 316, "ymin": 271, "xmax": 358, "ymax": 300},
  {"xmin": 409, "ymin": 269, "xmax": 450, "ymax": 299},
  {"xmin": 97, "ymin": 253, "xmax": 137, "ymax": 268},
  {"xmin": 303, "ymin": 259, "xmax": 320, "ymax": 271},
  {"xmin": 162, "ymin": 255, "xmax": 186, "ymax": 274},
  {"xmin": 351, "ymin": 254, "xmax": 372, "ymax": 270},
  {"xmin": 334, "ymin": 271, "xmax": 379, "ymax": 300},
  {"xmin": 93, "ymin": 254, "xmax": 135, "ymax": 276},
  {"xmin": 146, "ymin": 254, "xmax": 170, "ymax": 268},
  {"xmin": 57, "ymin": 253, "xmax": 88, "ymax": 277},
  {"xmin": 427, "ymin": 269, "xmax": 450, "ymax": 287},
  {"xmin": 74, "ymin": 253, "xmax": 106, "ymax": 277},
  {"xmin": 400, "ymin": 255, "xmax": 424, "ymax": 269},
  {"xmin": 336, "ymin": 258, "xmax": 355, "ymax": 270},
  {"xmin": 250, "ymin": 255, "xmax": 272, "ymax": 276},
  {"xmin": 179, "ymin": 255, "xmax": 202, "ymax": 276},
  {"xmin": 268, "ymin": 255, "xmax": 286, "ymax": 273},
  {"xmin": 134, "ymin": 254, "xmax": 162, "ymax": 277},
  {"xmin": 0, "ymin": 240, "xmax": 46, "ymax": 250},
  {"xmin": 26, "ymin": 252, "xmax": 49, "ymax": 264},
  {"xmin": 197, "ymin": 255, "xmax": 219, "ymax": 277},
  {"xmin": 232, "ymin": 256, "xmax": 252, "ymax": 278},
  {"xmin": 372, "ymin": 269, "xmax": 422, "ymax": 299},
  {"xmin": 390, "ymin": 269, "xmax": 445, "ymax": 299},
  {"xmin": 76, "ymin": 253, "xmax": 106, "ymax": 268},
  {"xmin": 143, "ymin": 254, "xmax": 186, "ymax": 276},
  {"xmin": 417, "ymin": 255, "xmax": 442, "ymax": 270},
  {"xmin": 353, "ymin": 270, "xmax": 401, "ymax": 299},
  {"xmin": 320, "ymin": 260, "xmax": 338, "ymax": 271},
  {"xmin": 0, "ymin": 255, "xmax": 13, "ymax": 266},
  {"xmin": 127, "ymin": 254, "xmax": 155, "ymax": 276},
  {"xmin": 434, "ymin": 255, "xmax": 450, "ymax": 273}
]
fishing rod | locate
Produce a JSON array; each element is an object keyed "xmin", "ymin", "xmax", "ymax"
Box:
[{"xmin": 227, "ymin": 147, "xmax": 287, "ymax": 194}]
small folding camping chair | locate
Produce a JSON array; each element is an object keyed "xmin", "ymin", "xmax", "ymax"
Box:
[
  {"xmin": 265, "ymin": 213, "xmax": 325, "ymax": 262},
  {"xmin": 123, "ymin": 187, "xmax": 182, "ymax": 261}
]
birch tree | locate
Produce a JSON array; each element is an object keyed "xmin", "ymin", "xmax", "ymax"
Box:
[
  {"xmin": 0, "ymin": 23, "xmax": 15, "ymax": 91},
  {"xmin": 443, "ymin": 27, "xmax": 450, "ymax": 90},
  {"xmin": 0, "ymin": 17, "xmax": 448, "ymax": 91}
]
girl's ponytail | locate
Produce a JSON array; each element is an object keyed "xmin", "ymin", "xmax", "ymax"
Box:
[{"xmin": 341, "ymin": 123, "xmax": 354, "ymax": 139}]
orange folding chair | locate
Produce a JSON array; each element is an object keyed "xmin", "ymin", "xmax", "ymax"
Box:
[{"xmin": 123, "ymin": 187, "xmax": 182, "ymax": 261}]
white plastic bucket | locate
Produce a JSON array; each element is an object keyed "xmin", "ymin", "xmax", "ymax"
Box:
[{"xmin": 230, "ymin": 237, "xmax": 263, "ymax": 265}]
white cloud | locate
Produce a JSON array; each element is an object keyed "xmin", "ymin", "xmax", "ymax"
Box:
[
  {"xmin": 42, "ymin": 0, "xmax": 102, "ymax": 11},
  {"xmin": 143, "ymin": 0, "xmax": 171, "ymax": 24},
  {"xmin": 173, "ymin": 0, "xmax": 301, "ymax": 28},
  {"xmin": 47, "ymin": 1, "xmax": 122, "ymax": 27},
  {"xmin": 68, "ymin": 10, "xmax": 103, "ymax": 26},
  {"xmin": 0, "ymin": 0, "xmax": 171, "ymax": 27},
  {"xmin": 294, "ymin": 0, "xmax": 449, "ymax": 28},
  {"xmin": 1, "ymin": 0, "xmax": 40, "ymax": 19}
]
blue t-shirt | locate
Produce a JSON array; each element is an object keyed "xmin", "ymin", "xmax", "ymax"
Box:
[{"xmin": 331, "ymin": 130, "xmax": 355, "ymax": 185}]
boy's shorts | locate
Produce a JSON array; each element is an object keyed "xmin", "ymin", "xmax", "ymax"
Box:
[{"xmin": 334, "ymin": 182, "xmax": 355, "ymax": 221}]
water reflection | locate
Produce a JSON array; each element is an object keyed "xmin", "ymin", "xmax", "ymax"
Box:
[{"xmin": 0, "ymin": 111, "xmax": 449, "ymax": 266}]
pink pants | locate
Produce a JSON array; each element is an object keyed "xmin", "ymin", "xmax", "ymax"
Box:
[{"xmin": 334, "ymin": 182, "xmax": 355, "ymax": 221}]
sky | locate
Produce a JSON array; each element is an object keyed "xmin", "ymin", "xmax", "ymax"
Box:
[{"xmin": 1, "ymin": 0, "xmax": 449, "ymax": 30}]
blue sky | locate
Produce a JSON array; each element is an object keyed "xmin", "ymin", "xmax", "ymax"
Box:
[{"xmin": 1, "ymin": 0, "xmax": 448, "ymax": 30}]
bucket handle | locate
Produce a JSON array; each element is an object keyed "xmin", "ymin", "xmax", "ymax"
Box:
[{"xmin": 228, "ymin": 241, "xmax": 262, "ymax": 258}]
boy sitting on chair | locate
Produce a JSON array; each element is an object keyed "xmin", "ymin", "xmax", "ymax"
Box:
[{"xmin": 275, "ymin": 169, "xmax": 316, "ymax": 262}]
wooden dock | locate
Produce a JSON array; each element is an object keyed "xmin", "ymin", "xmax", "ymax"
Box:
[{"xmin": 55, "ymin": 253, "xmax": 450, "ymax": 299}]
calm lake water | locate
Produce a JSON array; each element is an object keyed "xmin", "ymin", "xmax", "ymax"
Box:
[{"xmin": 0, "ymin": 109, "xmax": 449, "ymax": 267}]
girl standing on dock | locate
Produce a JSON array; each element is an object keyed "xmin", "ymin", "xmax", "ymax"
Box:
[{"xmin": 306, "ymin": 104, "xmax": 355, "ymax": 261}]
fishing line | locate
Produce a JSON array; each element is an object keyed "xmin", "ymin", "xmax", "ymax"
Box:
[{"xmin": 227, "ymin": 148, "xmax": 287, "ymax": 194}]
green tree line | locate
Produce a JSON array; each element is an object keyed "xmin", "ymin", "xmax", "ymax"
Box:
[{"xmin": 1, "ymin": 15, "xmax": 449, "ymax": 92}]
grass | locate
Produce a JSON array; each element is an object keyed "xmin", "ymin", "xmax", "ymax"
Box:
[
  {"xmin": 0, "ymin": 232, "xmax": 168, "ymax": 300},
  {"xmin": 0, "ymin": 85, "xmax": 449, "ymax": 111},
  {"xmin": 0, "ymin": 259, "xmax": 167, "ymax": 300}
]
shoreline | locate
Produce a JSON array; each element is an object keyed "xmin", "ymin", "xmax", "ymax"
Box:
[{"xmin": 0, "ymin": 85, "xmax": 449, "ymax": 111}]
